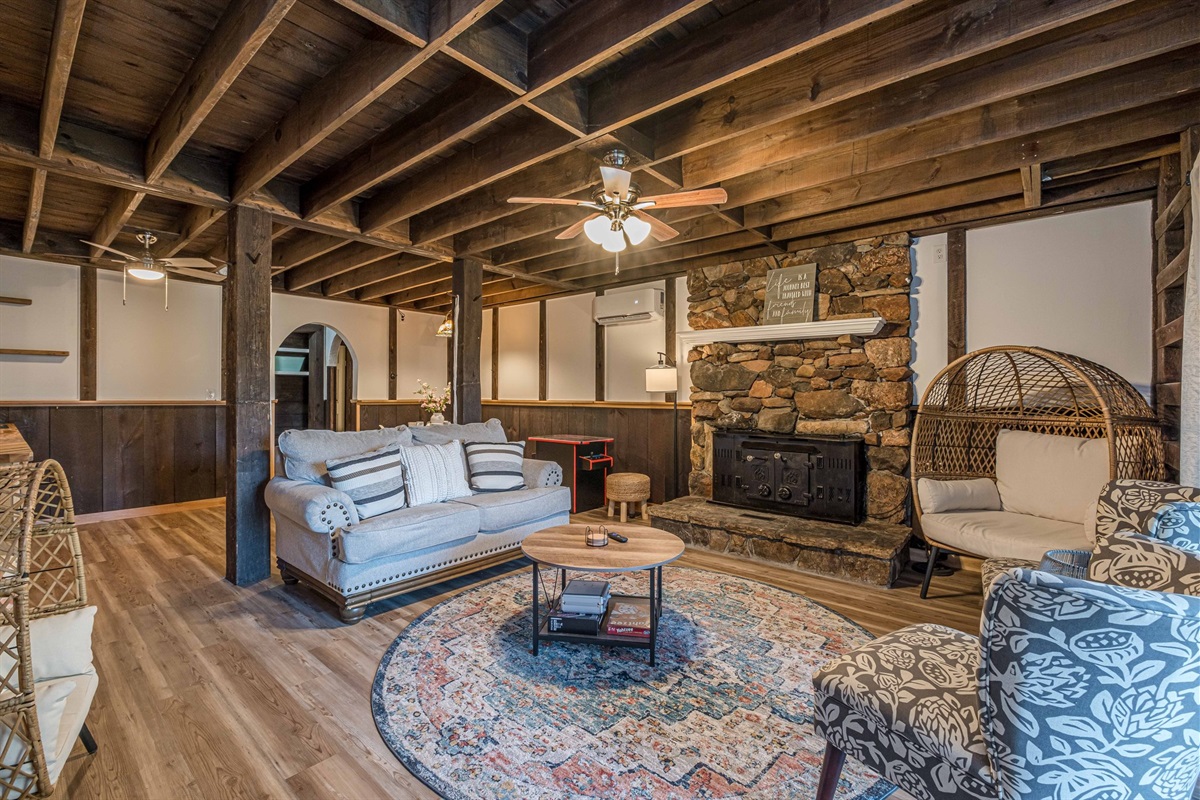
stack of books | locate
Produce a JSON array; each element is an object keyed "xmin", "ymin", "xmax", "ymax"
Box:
[
  {"xmin": 605, "ymin": 597, "xmax": 652, "ymax": 638},
  {"xmin": 547, "ymin": 580, "xmax": 610, "ymax": 635}
]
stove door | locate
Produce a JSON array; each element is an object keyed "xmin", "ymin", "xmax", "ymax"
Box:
[{"xmin": 776, "ymin": 451, "xmax": 813, "ymax": 508}]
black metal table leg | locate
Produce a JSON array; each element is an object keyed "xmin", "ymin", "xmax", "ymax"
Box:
[
  {"xmin": 648, "ymin": 567, "xmax": 657, "ymax": 666},
  {"xmin": 532, "ymin": 563, "xmax": 540, "ymax": 656}
]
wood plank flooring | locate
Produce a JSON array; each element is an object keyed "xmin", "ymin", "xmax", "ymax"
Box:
[{"xmin": 51, "ymin": 502, "xmax": 983, "ymax": 799}]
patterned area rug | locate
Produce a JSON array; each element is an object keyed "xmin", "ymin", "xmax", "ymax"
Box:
[{"xmin": 372, "ymin": 566, "xmax": 896, "ymax": 799}]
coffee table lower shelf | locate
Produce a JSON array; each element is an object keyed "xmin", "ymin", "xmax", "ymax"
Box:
[{"xmin": 537, "ymin": 593, "xmax": 653, "ymax": 651}]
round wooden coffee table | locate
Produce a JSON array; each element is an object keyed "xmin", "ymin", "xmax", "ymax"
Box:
[{"xmin": 521, "ymin": 524, "xmax": 685, "ymax": 666}]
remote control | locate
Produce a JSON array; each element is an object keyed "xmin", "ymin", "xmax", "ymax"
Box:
[{"xmin": 607, "ymin": 531, "xmax": 628, "ymax": 543}]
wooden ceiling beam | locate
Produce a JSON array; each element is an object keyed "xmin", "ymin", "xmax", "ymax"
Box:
[
  {"xmin": 682, "ymin": 0, "xmax": 1200, "ymax": 188},
  {"xmin": 155, "ymin": 206, "xmax": 224, "ymax": 258},
  {"xmin": 442, "ymin": 15, "xmax": 527, "ymax": 95},
  {"xmin": 21, "ymin": 170, "xmax": 46, "ymax": 254},
  {"xmin": 272, "ymin": 231, "xmax": 351, "ymax": 271},
  {"xmin": 87, "ymin": 188, "xmax": 145, "ymax": 260},
  {"xmin": 145, "ymin": 0, "xmax": 294, "ymax": 183},
  {"xmin": 365, "ymin": 270, "xmax": 450, "ymax": 303},
  {"xmin": 328, "ymin": 0, "xmax": 428, "ymax": 46},
  {"xmin": 1020, "ymin": 164, "xmax": 1043, "ymax": 208},
  {"xmin": 1047, "ymin": 137, "xmax": 1180, "ymax": 179},
  {"xmin": 285, "ymin": 242, "xmax": 396, "ymax": 290},
  {"xmin": 535, "ymin": 231, "xmax": 768, "ymax": 284},
  {"xmin": 324, "ymin": 254, "xmax": 436, "ymax": 295}
]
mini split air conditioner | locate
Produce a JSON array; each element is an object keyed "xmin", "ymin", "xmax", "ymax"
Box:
[{"xmin": 592, "ymin": 288, "xmax": 665, "ymax": 325}]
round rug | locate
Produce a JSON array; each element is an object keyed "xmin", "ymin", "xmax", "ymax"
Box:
[{"xmin": 372, "ymin": 566, "xmax": 895, "ymax": 800}]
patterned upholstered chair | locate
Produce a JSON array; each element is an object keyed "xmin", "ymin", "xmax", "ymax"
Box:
[{"xmin": 813, "ymin": 567, "xmax": 1200, "ymax": 800}]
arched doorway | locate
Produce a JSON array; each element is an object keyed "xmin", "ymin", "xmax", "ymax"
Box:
[{"xmin": 273, "ymin": 324, "xmax": 356, "ymax": 439}]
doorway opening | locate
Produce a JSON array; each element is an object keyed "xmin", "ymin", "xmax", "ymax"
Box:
[{"xmin": 274, "ymin": 324, "xmax": 356, "ymax": 439}]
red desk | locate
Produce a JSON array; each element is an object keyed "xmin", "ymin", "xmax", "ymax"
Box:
[{"xmin": 528, "ymin": 435, "xmax": 614, "ymax": 513}]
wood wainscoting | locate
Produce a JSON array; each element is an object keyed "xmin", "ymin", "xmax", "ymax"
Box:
[
  {"xmin": 354, "ymin": 400, "xmax": 692, "ymax": 503},
  {"xmin": 0, "ymin": 402, "xmax": 225, "ymax": 514}
]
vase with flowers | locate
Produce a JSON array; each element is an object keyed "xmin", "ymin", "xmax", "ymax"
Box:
[{"xmin": 417, "ymin": 380, "xmax": 451, "ymax": 424}]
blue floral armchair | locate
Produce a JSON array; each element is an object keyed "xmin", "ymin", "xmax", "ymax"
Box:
[{"xmin": 814, "ymin": 568, "xmax": 1200, "ymax": 800}]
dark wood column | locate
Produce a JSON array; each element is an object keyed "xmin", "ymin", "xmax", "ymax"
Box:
[
  {"xmin": 223, "ymin": 204, "xmax": 273, "ymax": 586},
  {"xmin": 388, "ymin": 308, "xmax": 398, "ymax": 399},
  {"xmin": 538, "ymin": 300, "xmax": 548, "ymax": 401},
  {"xmin": 79, "ymin": 265, "xmax": 96, "ymax": 400},
  {"xmin": 451, "ymin": 257, "xmax": 482, "ymax": 424}
]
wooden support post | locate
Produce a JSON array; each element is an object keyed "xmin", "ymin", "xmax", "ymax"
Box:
[
  {"xmin": 595, "ymin": 288, "xmax": 605, "ymax": 402},
  {"xmin": 388, "ymin": 308, "xmax": 398, "ymax": 399},
  {"xmin": 947, "ymin": 228, "xmax": 967, "ymax": 363},
  {"xmin": 79, "ymin": 264, "xmax": 96, "ymax": 401},
  {"xmin": 223, "ymin": 204, "xmax": 273, "ymax": 586},
  {"xmin": 538, "ymin": 300, "xmax": 548, "ymax": 401},
  {"xmin": 1020, "ymin": 163, "xmax": 1042, "ymax": 207},
  {"xmin": 664, "ymin": 278, "xmax": 677, "ymax": 403},
  {"xmin": 491, "ymin": 307, "xmax": 500, "ymax": 401},
  {"xmin": 452, "ymin": 257, "xmax": 483, "ymax": 424}
]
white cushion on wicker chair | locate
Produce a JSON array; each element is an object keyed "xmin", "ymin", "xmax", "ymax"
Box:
[
  {"xmin": 995, "ymin": 430, "xmax": 1108, "ymax": 524},
  {"xmin": 39, "ymin": 670, "xmax": 97, "ymax": 784},
  {"xmin": 921, "ymin": 510, "xmax": 1091, "ymax": 561},
  {"xmin": 0, "ymin": 677, "xmax": 73, "ymax": 797},
  {"xmin": 917, "ymin": 478, "xmax": 1002, "ymax": 514},
  {"xmin": 0, "ymin": 606, "xmax": 96, "ymax": 684}
]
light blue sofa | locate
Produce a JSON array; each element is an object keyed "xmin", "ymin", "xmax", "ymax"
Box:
[{"xmin": 265, "ymin": 419, "xmax": 569, "ymax": 622}]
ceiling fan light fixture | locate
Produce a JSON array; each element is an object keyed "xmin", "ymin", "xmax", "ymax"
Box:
[
  {"xmin": 601, "ymin": 227, "xmax": 627, "ymax": 253},
  {"xmin": 127, "ymin": 265, "xmax": 165, "ymax": 281},
  {"xmin": 584, "ymin": 214, "xmax": 612, "ymax": 246},
  {"xmin": 623, "ymin": 214, "xmax": 651, "ymax": 245}
]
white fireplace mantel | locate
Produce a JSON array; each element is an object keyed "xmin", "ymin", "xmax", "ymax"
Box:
[{"xmin": 675, "ymin": 317, "xmax": 885, "ymax": 353}]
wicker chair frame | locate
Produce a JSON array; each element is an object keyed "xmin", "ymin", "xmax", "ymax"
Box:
[
  {"xmin": 0, "ymin": 459, "xmax": 88, "ymax": 798},
  {"xmin": 911, "ymin": 346, "xmax": 1164, "ymax": 556}
]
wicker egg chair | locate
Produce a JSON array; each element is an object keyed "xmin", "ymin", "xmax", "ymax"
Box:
[
  {"xmin": 911, "ymin": 346, "xmax": 1163, "ymax": 596},
  {"xmin": 0, "ymin": 459, "xmax": 95, "ymax": 798}
]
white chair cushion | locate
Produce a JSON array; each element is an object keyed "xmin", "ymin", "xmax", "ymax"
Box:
[
  {"xmin": 40, "ymin": 670, "xmax": 98, "ymax": 784},
  {"xmin": 0, "ymin": 607, "xmax": 96, "ymax": 685},
  {"xmin": 917, "ymin": 478, "xmax": 1002, "ymax": 514},
  {"xmin": 995, "ymin": 430, "xmax": 1109, "ymax": 524},
  {"xmin": 0, "ymin": 677, "xmax": 74, "ymax": 797},
  {"xmin": 921, "ymin": 510, "xmax": 1091, "ymax": 561}
]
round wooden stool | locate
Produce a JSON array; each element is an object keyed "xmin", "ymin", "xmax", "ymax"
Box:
[{"xmin": 606, "ymin": 472, "xmax": 651, "ymax": 523}]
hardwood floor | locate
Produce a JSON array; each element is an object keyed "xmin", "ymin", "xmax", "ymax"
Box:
[{"xmin": 52, "ymin": 502, "xmax": 983, "ymax": 799}]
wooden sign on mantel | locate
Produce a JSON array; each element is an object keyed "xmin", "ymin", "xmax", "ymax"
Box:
[{"xmin": 761, "ymin": 263, "xmax": 817, "ymax": 325}]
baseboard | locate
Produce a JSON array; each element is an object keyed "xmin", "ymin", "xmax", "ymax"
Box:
[{"xmin": 75, "ymin": 497, "xmax": 223, "ymax": 523}]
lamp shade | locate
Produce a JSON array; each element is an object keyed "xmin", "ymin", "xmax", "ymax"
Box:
[
  {"xmin": 623, "ymin": 214, "xmax": 651, "ymax": 245},
  {"xmin": 127, "ymin": 265, "xmax": 165, "ymax": 281},
  {"xmin": 584, "ymin": 214, "xmax": 611, "ymax": 245},
  {"xmin": 645, "ymin": 364, "xmax": 678, "ymax": 393}
]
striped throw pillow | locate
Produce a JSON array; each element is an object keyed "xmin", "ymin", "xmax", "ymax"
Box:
[
  {"xmin": 395, "ymin": 441, "xmax": 473, "ymax": 507},
  {"xmin": 325, "ymin": 444, "xmax": 407, "ymax": 519},
  {"xmin": 464, "ymin": 441, "xmax": 526, "ymax": 493}
]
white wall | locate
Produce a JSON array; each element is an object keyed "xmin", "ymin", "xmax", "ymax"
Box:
[
  {"xmin": 910, "ymin": 234, "xmax": 948, "ymax": 397},
  {"xmin": 605, "ymin": 280, "xmax": 668, "ymax": 402},
  {"xmin": 546, "ymin": 293, "xmax": 595, "ymax": 400},
  {"xmin": 394, "ymin": 310, "xmax": 448, "ymax": 399},
  {"xmin": 0, "ymin": 257, "xmax": 79, "ymax": 400},
  {"xmin": 481, "ymin": 308, "xmax": 493, "ymax": 400},
  {"xmin": 97, "ymin": 270, "xmax": 222, "ymax": 400},
  {"xmin": 497, "ymin": 302, "xmax": 539, "ymax": 400},
  {"xmin": 272, "ymin": 292, "xmax": 392, "ymax": 400},
  {"xmin": 966, "ymin": 202, "xmax": 1153, "ymax": 396}
]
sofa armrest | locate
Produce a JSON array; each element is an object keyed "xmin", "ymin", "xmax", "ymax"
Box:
[
  {"xmin": 265, "ymin": 477, "xmax": 359, "ymax": 533},
  {"xmin": 523, "ymin": 458, "xmax": 562, "ymax": 488},
  {"xmin": 1095, "ymin": 479, "xmax": 1200, "ymax": 541}
]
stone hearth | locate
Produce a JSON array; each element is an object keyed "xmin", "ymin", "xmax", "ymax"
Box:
[{"xmin": 650, "ymin": 496, "xmax": 910, "ymax": 586}]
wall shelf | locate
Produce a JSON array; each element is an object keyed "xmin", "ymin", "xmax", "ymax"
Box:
[
  {"xmin": 0, "ymin": 297, "xmax": 32, "ymax": 306},
  {"xmin": 0, "ymin": 348, "xmax": 69, "ymax": 358}
]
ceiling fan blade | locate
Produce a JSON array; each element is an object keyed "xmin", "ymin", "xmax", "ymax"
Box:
[
  {"xmin": 162, "ymin": 257, "xmax": 220, "ymax": 269},
  {"xmin": 632, "ymin": 210, "xmax": 680, "ymax": 242},
  {"xmin": 636, "ymin": 188, "xmax": 729, "ymax": 209},
  {"xmin": 508, "ymin": 196, "xmax": 587, "ymax": 206},
  {"xmin": 168, "ymin": 267, "xmax": 225, "ymax": 282},
  {"xmin": 556, "ymin": 213, "xmax": 601, "ymax": 240},
  {"xmin": 81, "ymin": 240, "xmax": 138, "ymax": 260},
  {"xmin": 599, "ymin": 166, "xmax": 631, "ymax": 201}
]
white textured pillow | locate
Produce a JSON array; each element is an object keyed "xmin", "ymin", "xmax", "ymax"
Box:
[
  {"xmin": 0, "ymin": 606, "xmax": 96, "ymax": 683},
  {"xmin": 918, "ymin": 478, "xmax": 1002, "ymax": 514},
  {"xmin": 995, "ymin": 429, "xmax": 1108, "ymax": 524},
  {"xmin": 395, "ymin": 441, "xmax": 472, "ymax": 507}
]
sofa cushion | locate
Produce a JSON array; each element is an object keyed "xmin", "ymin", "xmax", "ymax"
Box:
[
  {"xmin": 337, "ymin": 503, "xmax": 480, "ymax": 564},
  {"xmin": 450, "ymin": 486, "xmax": 570, "ymax": 532},
  {"xmin": 326, "ymin": 444, "xmax": 407, "ymax": 519},
  {"xmin": 918, "ymin": 478, "xmax": 1002, "ymax": 514},
  {"xmin": 410, "ymin": 418, "xmax": 506, "ymax": 446},
  {"xmin": 921, "ymin": 510, "xmax": 1090, "ymax": 561},
  {"xmin": 396, "ymin": 441, "xmax": 472, "ymax": 507},
  {"xmin": 995, "ymin": 430, "xmax": 1108, "ymax": 524},
  {"xmin": 464, "ymin": 441, "xmax": 526, "ymax": 492},
  {"xmin": 279, "ymin": 427, "xmax": 412, "ymax": 485}
]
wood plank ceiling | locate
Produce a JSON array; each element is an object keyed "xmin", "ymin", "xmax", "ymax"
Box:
[{"xmin": 0, "ymin": 0, "xmax": 1197, "ymax": 311}]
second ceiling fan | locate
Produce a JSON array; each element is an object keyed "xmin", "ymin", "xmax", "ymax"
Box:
[{"xmin": 508, "ymin": 149, "xmax": 728, "ymax": 253}]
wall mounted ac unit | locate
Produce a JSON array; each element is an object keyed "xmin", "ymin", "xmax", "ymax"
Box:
[{"xmin": 592, "ymin": 288, "xmax": 665, "ymax": 325}]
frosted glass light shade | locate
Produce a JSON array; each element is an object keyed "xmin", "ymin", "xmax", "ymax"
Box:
[
  {"xmin": 127, "ymin": 266, "xmax": 164, "ymax": 281},
  {"xmin": 623, "ymin": 214, "xmax": 651, "ymax": 245},
  {"xmin": 584, "ymin": 214, "xmax": 611, "ymax": 245},
  {"xmin": 645, "ymin": 365, "xmax": 678, "ymax": 393},
  {"xmin": 601, "ymin": 227, "xmax": 626, "ymax": 252}
]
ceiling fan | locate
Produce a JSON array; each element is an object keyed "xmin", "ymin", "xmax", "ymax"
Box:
[
  {"xmin": 507, "ymin": 149, "xmax": 728, "ymax": 255},
  {"xmin": 82, "ymin": 231, "xmax": 226, "ymax": 309}
]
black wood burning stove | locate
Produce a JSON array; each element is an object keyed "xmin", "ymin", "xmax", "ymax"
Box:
[{"xmin": 711, "ymin": 430, "xmax": 864, "ymax": 524}]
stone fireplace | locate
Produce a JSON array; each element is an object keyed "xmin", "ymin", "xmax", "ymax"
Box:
[
  {"xmin": 649, "ymin": 234, "xmax": 915, "ymax": 586},
  {"xmin": 686, "ymin": 234, "xmax": 914, "ymax": 525}
]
